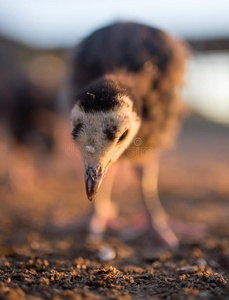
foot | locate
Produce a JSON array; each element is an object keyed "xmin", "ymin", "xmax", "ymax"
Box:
[
  {"xmin": 88, "ymin": 215, "xmax": 126, "ymax": 240},
  {"xmin": 120, "ymin": 213, "xmax": 179, "ymax": 249}
]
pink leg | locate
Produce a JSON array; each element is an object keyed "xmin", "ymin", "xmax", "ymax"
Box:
[{"xmin": 121, "ymin": 159, "xmax": 179, "ymax": 249}]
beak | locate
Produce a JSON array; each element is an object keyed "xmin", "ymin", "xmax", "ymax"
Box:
[{"xmin": 84, "ymin": 164, "xmax": 104, "ymax": 201}]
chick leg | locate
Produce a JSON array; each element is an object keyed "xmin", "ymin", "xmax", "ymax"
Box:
[
  {"xmin": 139, "ymin": 158, "xmax": 179, "ymax": 248},
  {"xmin": 89, "ymin": 164, "xmax": 119, "ymax": 238}
]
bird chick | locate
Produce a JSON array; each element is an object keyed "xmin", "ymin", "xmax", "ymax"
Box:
[{"xmin": 70, "ymin": 22, "xmax": 189, "ymax": 247}]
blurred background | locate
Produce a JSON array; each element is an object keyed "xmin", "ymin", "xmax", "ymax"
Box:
[{"xmin": 0, "ymin": 0, "xmax": 228, "ymax": 247}]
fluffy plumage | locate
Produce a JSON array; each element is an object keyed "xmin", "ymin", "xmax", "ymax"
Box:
[{"xmin": 70, "ymin": 22, "xmax": 188, "ymax": 161}]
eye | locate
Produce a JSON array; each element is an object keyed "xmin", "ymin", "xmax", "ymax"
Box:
[
  {"xmin": 118, "ymin": 129, "xmax": 129, "ymax": 143},
  {"xmin": 104, "ymin": 127, "xmax": 117, "ymax": 142},
  {"xmin": 72, "ymin": 123, "xmax": 83, "ymax": 140}
]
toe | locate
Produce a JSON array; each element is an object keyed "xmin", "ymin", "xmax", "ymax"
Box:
[{"xmin": 151, "ymin": 223, "xmax": 179, "ymax": 249}]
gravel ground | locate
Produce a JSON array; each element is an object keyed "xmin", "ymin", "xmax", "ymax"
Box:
[{"xmin": 0, "ymin": 114, "xmax": 228, "ymax": 299}]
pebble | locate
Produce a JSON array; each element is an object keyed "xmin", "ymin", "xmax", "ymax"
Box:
[
  {"xmin": 39, "ymin": 277, "xmax": 50, "ymax": 285},
  {"xmin": 98, "ymin": 246, "xmax": 116, "ymax": 261}
]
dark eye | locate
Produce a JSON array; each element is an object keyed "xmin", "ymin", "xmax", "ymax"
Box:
[
  {"xmin": 72, "ymin": 123, "xmax": 83, "ymax": 140},
  {"xmin": 104, "ymin": 126, "xmax": 117, "ymax": 142},
  {"xmin": 118, "ymin": 129, "xmax": 129, "ymax": 143}
]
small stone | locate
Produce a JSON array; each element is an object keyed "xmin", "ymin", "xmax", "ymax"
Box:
[
  {"xmin": 98, "ymin": 246, "xmax": 116, "ymax": 261},
  {"xmin": 39, "ymin": 277, "xmax": 50, "ymax": 285},
  {"xmin": 43, "ymin": 259, "xmax": 49, "ymax": 267},
  {"xmin": 177, "ymin": 266, "xmax": 198, "ymax": 274},
  {"xmin": 25, "ymin": 259, "xmax": 34, "ymax": 268},
  {"xmin": 128, "ymin": 277, "xmax": 134, "ymax": 284},
  {"xmin": 179, "ymin": 274, "xmax": 187, "ymax": 281}
]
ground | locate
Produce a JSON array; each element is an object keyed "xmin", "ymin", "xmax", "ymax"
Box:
[{"xmin": 0, "ymin": 114, "xmax": 228, "ymax": 299}]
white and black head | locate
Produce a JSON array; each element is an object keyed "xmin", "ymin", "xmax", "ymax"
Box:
[{"xmin": 71, "ymin": 78, "xmax": 141, "ymax": 201}]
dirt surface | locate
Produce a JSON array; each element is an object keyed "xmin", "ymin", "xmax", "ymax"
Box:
[{"xmin": 0, "ymin": 114, "xmax": 228, "ymax": 299}]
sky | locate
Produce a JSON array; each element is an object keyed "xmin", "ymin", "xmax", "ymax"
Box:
[{"xmin": 0, "ymin": 0, "xmax": 229, "ymax": 48}]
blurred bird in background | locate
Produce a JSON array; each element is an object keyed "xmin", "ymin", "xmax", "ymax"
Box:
[
  {"xmin": 70, "ymin": 22, "xmax": 188, "ymax": 248},
  {"xmin": 0, "ymin": 54, "xmax": 61, "ymax": 190}
]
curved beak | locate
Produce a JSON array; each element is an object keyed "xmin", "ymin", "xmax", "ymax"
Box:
[{"xmin": 84, "ymin": 164, "xmax": 104, "ymax": 201}]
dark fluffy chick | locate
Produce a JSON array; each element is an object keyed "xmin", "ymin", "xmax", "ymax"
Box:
[{"xmin": 69, "ymin": 22, "xmax": 189, "ymax": 247}]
